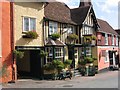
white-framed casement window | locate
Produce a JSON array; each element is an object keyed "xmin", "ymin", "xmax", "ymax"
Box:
[
  {"xmin": 23, "ymin": 17, "xmax": 36, "ymax": 32},
  {"xmin": 105, "ymin": 33, "xmax": 108, "ymax": 45},
  {"xmin": 55, "ymin": 47, "xmax": 63, "ymax": 59},
  {"xmin": 82, "ymin": 26, "xmax": 93, "ymax": 36},
  {"xmin": 112, "ymin": 34, "xmax": 114, "ymax": 45},
  {"xmin": 49, "ymin": 21, "xmax": 58, "ymax": 35},
  {"xmin": 67, "ymin": 26, "xmax": 74, "ymax": 34},
  {"xmin": 105, "ymin": 50, "xmax": 109, "ymax": 63},
  {"xmin": 46, "ymin": 47, "xmax": 53, "ymax": 63},
  {"xmin": 86, "ymin": 47, "xmax": 91, "ymax": 57},
  {"xmin": 116, "ymin": 36, "xmax": 118, "ymax": 46}
]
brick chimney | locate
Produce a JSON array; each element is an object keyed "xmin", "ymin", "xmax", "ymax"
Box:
[{"xmin": 79, "ymin": 0, "xmax": 92, "ymax": 7}]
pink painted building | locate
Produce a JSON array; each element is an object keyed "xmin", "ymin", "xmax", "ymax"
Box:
[{"xmin": 97, "ymin": 19, "xmax": 119, "ymax": 71}]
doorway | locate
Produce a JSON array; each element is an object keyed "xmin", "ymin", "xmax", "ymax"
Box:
[{"xmin": 17, "ymin": 50, "xmax": 43, "ymax": 79}]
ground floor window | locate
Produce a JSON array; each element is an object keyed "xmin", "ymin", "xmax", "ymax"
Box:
[
  {"xmin": 86, "ymin": 47, "xmax": 91, "ymax": 57},
  {"xmin": 46, "ymin": 47, "xmax": 53, "ymax": 63},
  {"xmin": 55, "ymin": 47, "xmax": 63, "ymax": 59},
  {"xmin": 46, "ymin": 47, "xmax": 64, "ymax": 63},
  {"xmin": 105, "ymin": 50, "xmax": 109, "ymax": 63}
]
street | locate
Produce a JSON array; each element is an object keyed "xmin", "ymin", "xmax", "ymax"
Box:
[{"xmin": 2, "ymin": 71, "xmax": 118, "ymax": 88}]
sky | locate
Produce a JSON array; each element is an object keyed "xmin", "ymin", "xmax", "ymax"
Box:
[{"xmin": 56, "ymin": 0, "xmax": 119, "ymax": 29}]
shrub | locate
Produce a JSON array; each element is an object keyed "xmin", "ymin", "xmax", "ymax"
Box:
[
  {"xmin": 78, "ymin": 60, "xmax": 87, "ymax": 65},
  {"xmin": 84, "ymin": 57, "xmax": 94, "ymax": 63},
  {"xmin": 92, "ymin": 57, "xmax": 97, "ymax": 61},
  {"xmin": 13, "ymin": 50, "xmax": 24, "ymax": 59},
  {"xmin": 43, "ymin": 62, "xmax": 55, "ymax": 71},
  {"xmin": 23, "ymin": 31, "xmax": 39, "ymax": 39},
  {"xmin": 64, "ymin": 59, "xmax": 72, "ymax": 68},
  {"xmin": 40, "ymin": 50, "xmax": 48, "ymax": 57},
  {"xmin": 50, "ymin": 33, "xmax": 60, "ymax": 40}
]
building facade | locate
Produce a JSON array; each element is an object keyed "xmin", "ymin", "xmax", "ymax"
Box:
[{"xmin": 0, "ymin": 1, "xmax": 14, "ymax": 83}]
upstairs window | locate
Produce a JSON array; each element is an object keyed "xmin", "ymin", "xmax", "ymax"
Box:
[
  {"xmin": 105, "ymin": 33, "xmax": 108, "ymax": 45},
  {"xmin": 116, "ymin": 36, "xmax": 118, "ymax": 46},
  {"xmin": 112, "ymin": 35, "xmax": 114, "ymax": 45},
  {"xmin": 49, "ymin": 21, "xmax": 58, "ymax": 35},
  {"xmin": 23, "ymin": 17, "xmax": 36, "ymax": 32}
]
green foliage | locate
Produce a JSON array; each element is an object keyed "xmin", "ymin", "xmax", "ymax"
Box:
[
  {"xmin": 64, "ymin": 59, "xmax": 72, "ymax": 68},
  {"xmin": 43, "ymin": 62, "xmax": 55, "ymax": 71},
  {"xmin": 40, "ymin": 50, "xmax": 48, "ymax": 57},
  {"xmin": 13, "ymin": 50, "xmax": 24, "ymax": 59},
  {"xmin": 67, "ymin": 34, "xmax": 78, "ymax": 41},
  {"xmin": 50, "ymin": 33, "xmax": 61, "ymax": 40},
  {"xmin": 43, "ymin": 60, "xmax": 64, "ymax": 72},
  {"xmin": 52, "ymin": 60, "xmax": 64, "ymax": 71},
  {"xmin": 23, "ymin": 31, "xmax": 39, "ymax": 39},
  {"xmin": 91, "ymin": 35, "xmax": 97, "ymax": 40},
  {"xmin": 78, "ymin": 60, "xmax": 87, "ymax": 65},
  {"xmin": 84, "ymin": 57, "xmax": 94, "ymax": 63},
  {"xmin": 92, "ymin": 57, "xmax": 97, "ymax": 61},
  {"xmin": 0, "ymin": 64, "xmax": 9, "ymax": 78}
]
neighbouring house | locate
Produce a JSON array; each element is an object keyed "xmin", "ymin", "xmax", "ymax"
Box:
[
  {"xmin": 0, "ymin": 1, "xmax": 14, "ymax": 83},
  {"xmin": 97, "ymin": 19, "xmax": 119, "ymax": 71},
  {"xmin": 115, "ymin": 29, "xmax": 120, "ymax": 67},
  {"xmin": 14, "ymin": 2, "xmax": 45, "ymax": 79}
]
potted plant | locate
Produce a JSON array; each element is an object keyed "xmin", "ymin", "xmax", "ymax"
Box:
[
  {"xmin": 13, "ymin": 50, "xmax": 24, "ymax": 59},
  {"xmin": 40, "ymin": 50, "xmax": 48, "ymax": 57},
  {"xmin": 78, "ymin": 60, "xmax": 87, "ymax": 76},
  {"xmin": 67, "ymin": 34, "xmax": 78, "ymax": 43},
  {"xmin": 84, "ymin": 36, "xmax": 91, "ymax": 44},
  {"xmin": 22, "ymin": 31, "xmax": 39, "ymax": 39},
  {"xmin": 84, "ymin": 57, "xmax": 94, "ymax": 64},
  {"xmin": 50, "ymin": 33, "xmax": 60, "ymax": 40},
  {"xmin": 64, "ymin": 59, "xmax": 72, "ymax": 69}
]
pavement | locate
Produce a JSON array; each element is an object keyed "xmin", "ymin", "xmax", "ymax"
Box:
[{"xmin": 2, "ymin": 71, "xmax": 119, "ymax": 88}]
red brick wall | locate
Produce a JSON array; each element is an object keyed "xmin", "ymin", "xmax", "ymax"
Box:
[{"xmin": 1, "ymin": 2, "xmax": 13, "ymax": 83}]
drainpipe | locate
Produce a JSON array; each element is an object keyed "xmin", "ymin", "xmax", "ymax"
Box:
[{"xmin": 10, "ymin": 2, "xmax": 16, "ymax": 83}]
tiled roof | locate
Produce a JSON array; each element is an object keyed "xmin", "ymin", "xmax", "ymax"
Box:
[
  {"xmin": 97, "ymin": 19, "xmax": 118, "ymax": 35},
  {"xmin": 115, "ymin": 29, "xmax": 120, "ymax": 35},
  {"xmin": 70, "ymin": 6, "xmax": 90, "ymax": 25},
  {"xmin": 44, "ymin": 2, "xmax": 76, "ymax": 25},
  {"xmin": 46, "ymin": 39, "xmax": 65, "ymax": 46}
]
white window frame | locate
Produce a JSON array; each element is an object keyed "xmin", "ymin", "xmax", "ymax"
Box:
[
  {"xmin": 116, "ymin": 36, "xmax": 118, "ymax": 46},
  {"xmin": 105, "ymin": 50, "xmax": 109, "ymax": 63},
  {"xmin": 55, "ymin": 47, "xmax": 63, "ymax": 59},
  {"xmin": 49, "ymin": 21, "xmax": 58, "ymax": 35},
  {"xmin": 86, "ymin": 47, "xmax": 91, "ymax": 57},
  {"xmin": 23, "ymin": 17, "xmax": 36, "ymax": 32},
  {"xmin": 105, "ymin": 33, "xmax": 108, "ymax": 45},
  {"xmin": 112, "ymin": 34, "xmax": 114, "ymax": 45}
]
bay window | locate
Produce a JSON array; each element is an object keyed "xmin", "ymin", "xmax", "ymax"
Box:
[
  {"xmin": 55, "ymin": 47, "xmax": 63, "ymax": 59},
  {"xmin": 23, "ymin": 17, "xmax": 36, "ymax": 32}
]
